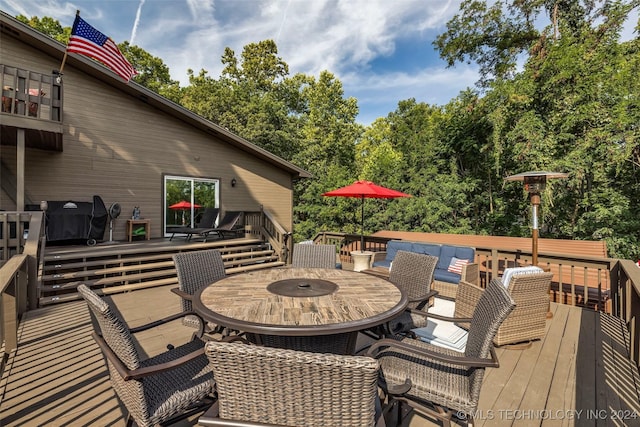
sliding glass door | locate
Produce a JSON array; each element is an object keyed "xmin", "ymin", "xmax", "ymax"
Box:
[{"xmin": 164, "ymin": 175, "xmax": 219, "ymax": 235}]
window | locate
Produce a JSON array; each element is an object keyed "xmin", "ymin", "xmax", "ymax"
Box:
[{"xmin": 164, "ymin": 175, "xmax": 219, "ymax": 235}]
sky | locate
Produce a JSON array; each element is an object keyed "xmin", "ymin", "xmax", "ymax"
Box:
[{"xmin": 2, "ymin": 1, "xmax": 637, "ymax": 126}]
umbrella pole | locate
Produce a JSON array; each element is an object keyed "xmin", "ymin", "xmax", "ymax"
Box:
[{"xmin": 360, "ymin": 195, "xmax": 365, "ymax": 251}]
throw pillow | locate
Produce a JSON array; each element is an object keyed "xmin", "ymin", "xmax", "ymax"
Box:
[{"xmin": 447, "ymin": 257, "xmax": 469, "ymax": 274}]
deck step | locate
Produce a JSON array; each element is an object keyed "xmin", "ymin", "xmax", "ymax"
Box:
[
  {"xmin": 39, "ymin": 277, "xmax": 180, "ymax": 305},
  {"xmin": 42, "ymin": 253, "xmax": 179, "ymax": 272},
  {"xmin": 42, "ymin": 260, "xmax": 176, "ymax": 281},
  {"xmin": 41, "ymin": 268, "xmax": 177, "ymax": 292},
  {"xmin": 39, "ymin": 238, "xmax": 282, "ymax": 306},
  {"xmin": 226, "ymin": 261, "xmax": 285, "ymax": 274}
]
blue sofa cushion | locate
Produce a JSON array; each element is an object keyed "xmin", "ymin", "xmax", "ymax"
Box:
[
  {"xmin": 437, "ymin": 245, "xmax": 475, "ymax": 271},
  {"xmin": 375, "ymin": 241, "xmax": 475, "ymax": 286},
  {"xmin": 386, "ymin": 240, "xmax": 414, "ymax": 261},
  {"xmin": 411, "ymin": 243, "xmax": 441, "ymax": 258},
  {"xmin": 434, "ymin": 269, "xmax": 463, "ymax": 284}
]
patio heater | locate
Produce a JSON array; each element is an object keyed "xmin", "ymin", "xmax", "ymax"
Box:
[{"xmin": 504, "ymin": 171, "xmax": 568, "ymax": 267}]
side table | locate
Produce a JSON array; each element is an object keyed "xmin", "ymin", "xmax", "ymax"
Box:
[
  {"xmin": 127, "ymin": 219, "xmax": 151, "ymax": 242},
  {"xmin": 350, "ymin": 250, "xmax": 373, "ymax": 272}
]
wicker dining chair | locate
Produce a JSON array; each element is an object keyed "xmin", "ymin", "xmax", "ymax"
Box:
[
  {"xmin": 367, "ymin": 278, "xmax": 515, "ymax": 427},
  {"xmin": 291, "ymin": 243, "xmax": 337, "ymax": 269},
  {"xmin": 377, "ymin": 250, "xmax": 438, "ymax": 335},
  {"xmin": 172, "ymin": 249, "xmax": 226, "ymax": 332},
  {"xmin": 454, "ymin": 268, "xmax": 553, "ymax": 346},
  {"xmin": 199, "ymin": 341, "xmax": 384, "ymax": 427},
  {"xmin": 77, "ymin": 284, "xmax": 215, "ymax": 427}
]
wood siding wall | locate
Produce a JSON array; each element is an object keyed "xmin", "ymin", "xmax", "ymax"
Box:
[{"xmin": 0, "ymin": 34, "xmax": 294, "ymax": 240}]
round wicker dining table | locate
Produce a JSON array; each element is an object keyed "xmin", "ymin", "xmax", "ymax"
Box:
[{"xmin": 194, "ymin": 267, "xmax": 407, "ymax": 354}]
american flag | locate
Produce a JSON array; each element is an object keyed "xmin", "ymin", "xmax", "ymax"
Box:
[{"xmin": 67, "ymin": 15, "xmax": 138, "ymax": 82}]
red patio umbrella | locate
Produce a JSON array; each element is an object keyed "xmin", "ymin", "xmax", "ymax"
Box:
[
  {"xmin": 322, "ymin": 180, "xmax": 411, "ymax": 250},
  {"xmin": 169, "ymin": 200, "xmax": 202, "ymax": 210},
  {"xmin": 169, "ymin": 201, "xmax": 202, "ymax": 225}
]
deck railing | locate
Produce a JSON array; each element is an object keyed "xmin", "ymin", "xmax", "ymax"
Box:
[
  {"xmin": 0, "ymin": 211, "xmax": 43, "ymax": 376},
  {"xmin": 611, "ymin": 259, "xmax": 640, "ymax": 367},
  {"xmin": 1, "ymin": 64, "xmax": 62, "ymax": 122},
  {"xmin": 313, "ymin": 231, "xmax": 640, "ymax": 367}
]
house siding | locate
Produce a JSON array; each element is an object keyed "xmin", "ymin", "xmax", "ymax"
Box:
[{"xmin": 1, "ymin": 26, "xmax": 295, "ymax": 240}]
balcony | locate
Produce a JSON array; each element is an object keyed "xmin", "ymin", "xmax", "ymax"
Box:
[{"xmin": 0, "ymin": 64, "xmax": 63, "ymax": 150}]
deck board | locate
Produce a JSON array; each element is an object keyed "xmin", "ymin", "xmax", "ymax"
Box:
[
  {"xmin": 542, "ymin": 303, "xmax": 581, "ymax": 427},
  {"xmin": 1, "ymin": 284, "xmax": 638, "ymax": 427}
]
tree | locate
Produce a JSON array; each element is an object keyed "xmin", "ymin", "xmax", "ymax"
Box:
[
  {"xmin": 484, "ymin": 1, "xmax": 640, "ymax": 257},
  {"xmin": 179, "ymin": 41, "xmax": 301, "ymax": 160},
  {"xmin": 292, "ymin": 71, "xmax": 363, "ymax": 241},
  {"xmin": 16, "ymin": 15, "xmax": 70, "ymax": 43},
  {"xmin": 434, "ymin": 0, "xmax": 539, "ymax": 85},
  {"xmin": 119, "ymin": 42, "xmax": 181, "ymax": 100}
]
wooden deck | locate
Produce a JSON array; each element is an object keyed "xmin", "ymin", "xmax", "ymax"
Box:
[{"xmin": 1, "ymin": 285, "xmax": 638, "ymax": 426}]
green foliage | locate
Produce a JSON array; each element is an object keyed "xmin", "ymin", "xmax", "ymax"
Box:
[
  {"xmin": 119, "ymin": 42, "xmax": 181, "ymax": 99},
  {"xmin": 434, "ymin": 0, "xmax": 540, "ymax": 85},
  {"xmin": 16, "ymin": 15, "xmax": 70, "ymax": 43}
]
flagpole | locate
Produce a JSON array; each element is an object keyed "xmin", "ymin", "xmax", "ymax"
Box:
[{"xmin": 57, "ymin": 10, "xmax": 80, "ymax": 75}]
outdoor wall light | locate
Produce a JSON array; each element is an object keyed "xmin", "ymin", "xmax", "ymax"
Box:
[{"xmin": 231, "ymin": 178, "xmax": 237, "ymax": 187}]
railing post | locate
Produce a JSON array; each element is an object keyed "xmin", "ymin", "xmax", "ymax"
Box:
[
  {"xmin": 0, "ymin": 256, "xmax": 27, "ymax": 363},
  {"xmin": 491, "ymin": 248, "xmax": 499, "ymax": 280},
  {"xmin": 1, "ymin": 279, "xmax": 18, "ymax": 355}
]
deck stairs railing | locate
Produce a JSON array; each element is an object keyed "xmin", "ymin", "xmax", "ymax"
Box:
[{"xmin": 1, "ymin": 211, "xmax": 43, "ymax": 375}]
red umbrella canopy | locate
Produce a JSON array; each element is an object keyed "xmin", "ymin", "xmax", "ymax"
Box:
[
  {"xmin": 169, "ymin": 200, "xmax": 202, "ymax": 210},
  {"xmin": 323, "ymin": 180, "xmax": 411, "ymax": 250},
  {"xmin": 322, "ymin": 180, "xmax": 411, "ymax": 199}
]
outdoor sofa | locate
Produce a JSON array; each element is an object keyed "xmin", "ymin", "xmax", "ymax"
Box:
[{"xmin": 371, "ymin": 240, "xmax": 479, "ymax": 299}]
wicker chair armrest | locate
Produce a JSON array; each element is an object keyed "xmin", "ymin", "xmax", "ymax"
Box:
[
  {"xmin": 410, "ymin": 289, "xmax": 439, "ymax": 303},
  {"xmin": 128, "ymin": 310, "xmax": 205, "ymax": 338},
  {"xmin": 367, "ymin": 338, "xmax": 499, "ymax": 368},
  {"xmin": 461, "ymin": 262, "xmax": 480, "ymax": 286},
  {"xmin": 170, "ymin": 287, "xmax": 193, "ymax": 300},
  {"xmin": 91, "ymin": 331, "xmax": 206, "ymax": 381},
  {"xmin": 371, "ymin": 251, "xmax": 388, "ymax": 263},
  {"xmin": 410, "ymin": 289, "xmax": 439, "ymax": 310},
  {"xmin": 128, "ymin": 310, "xmax": 204, "ymax": 333},
  {"xmin": 405, "ymin": 307, "xmax": 473, "ymax": 324}
]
